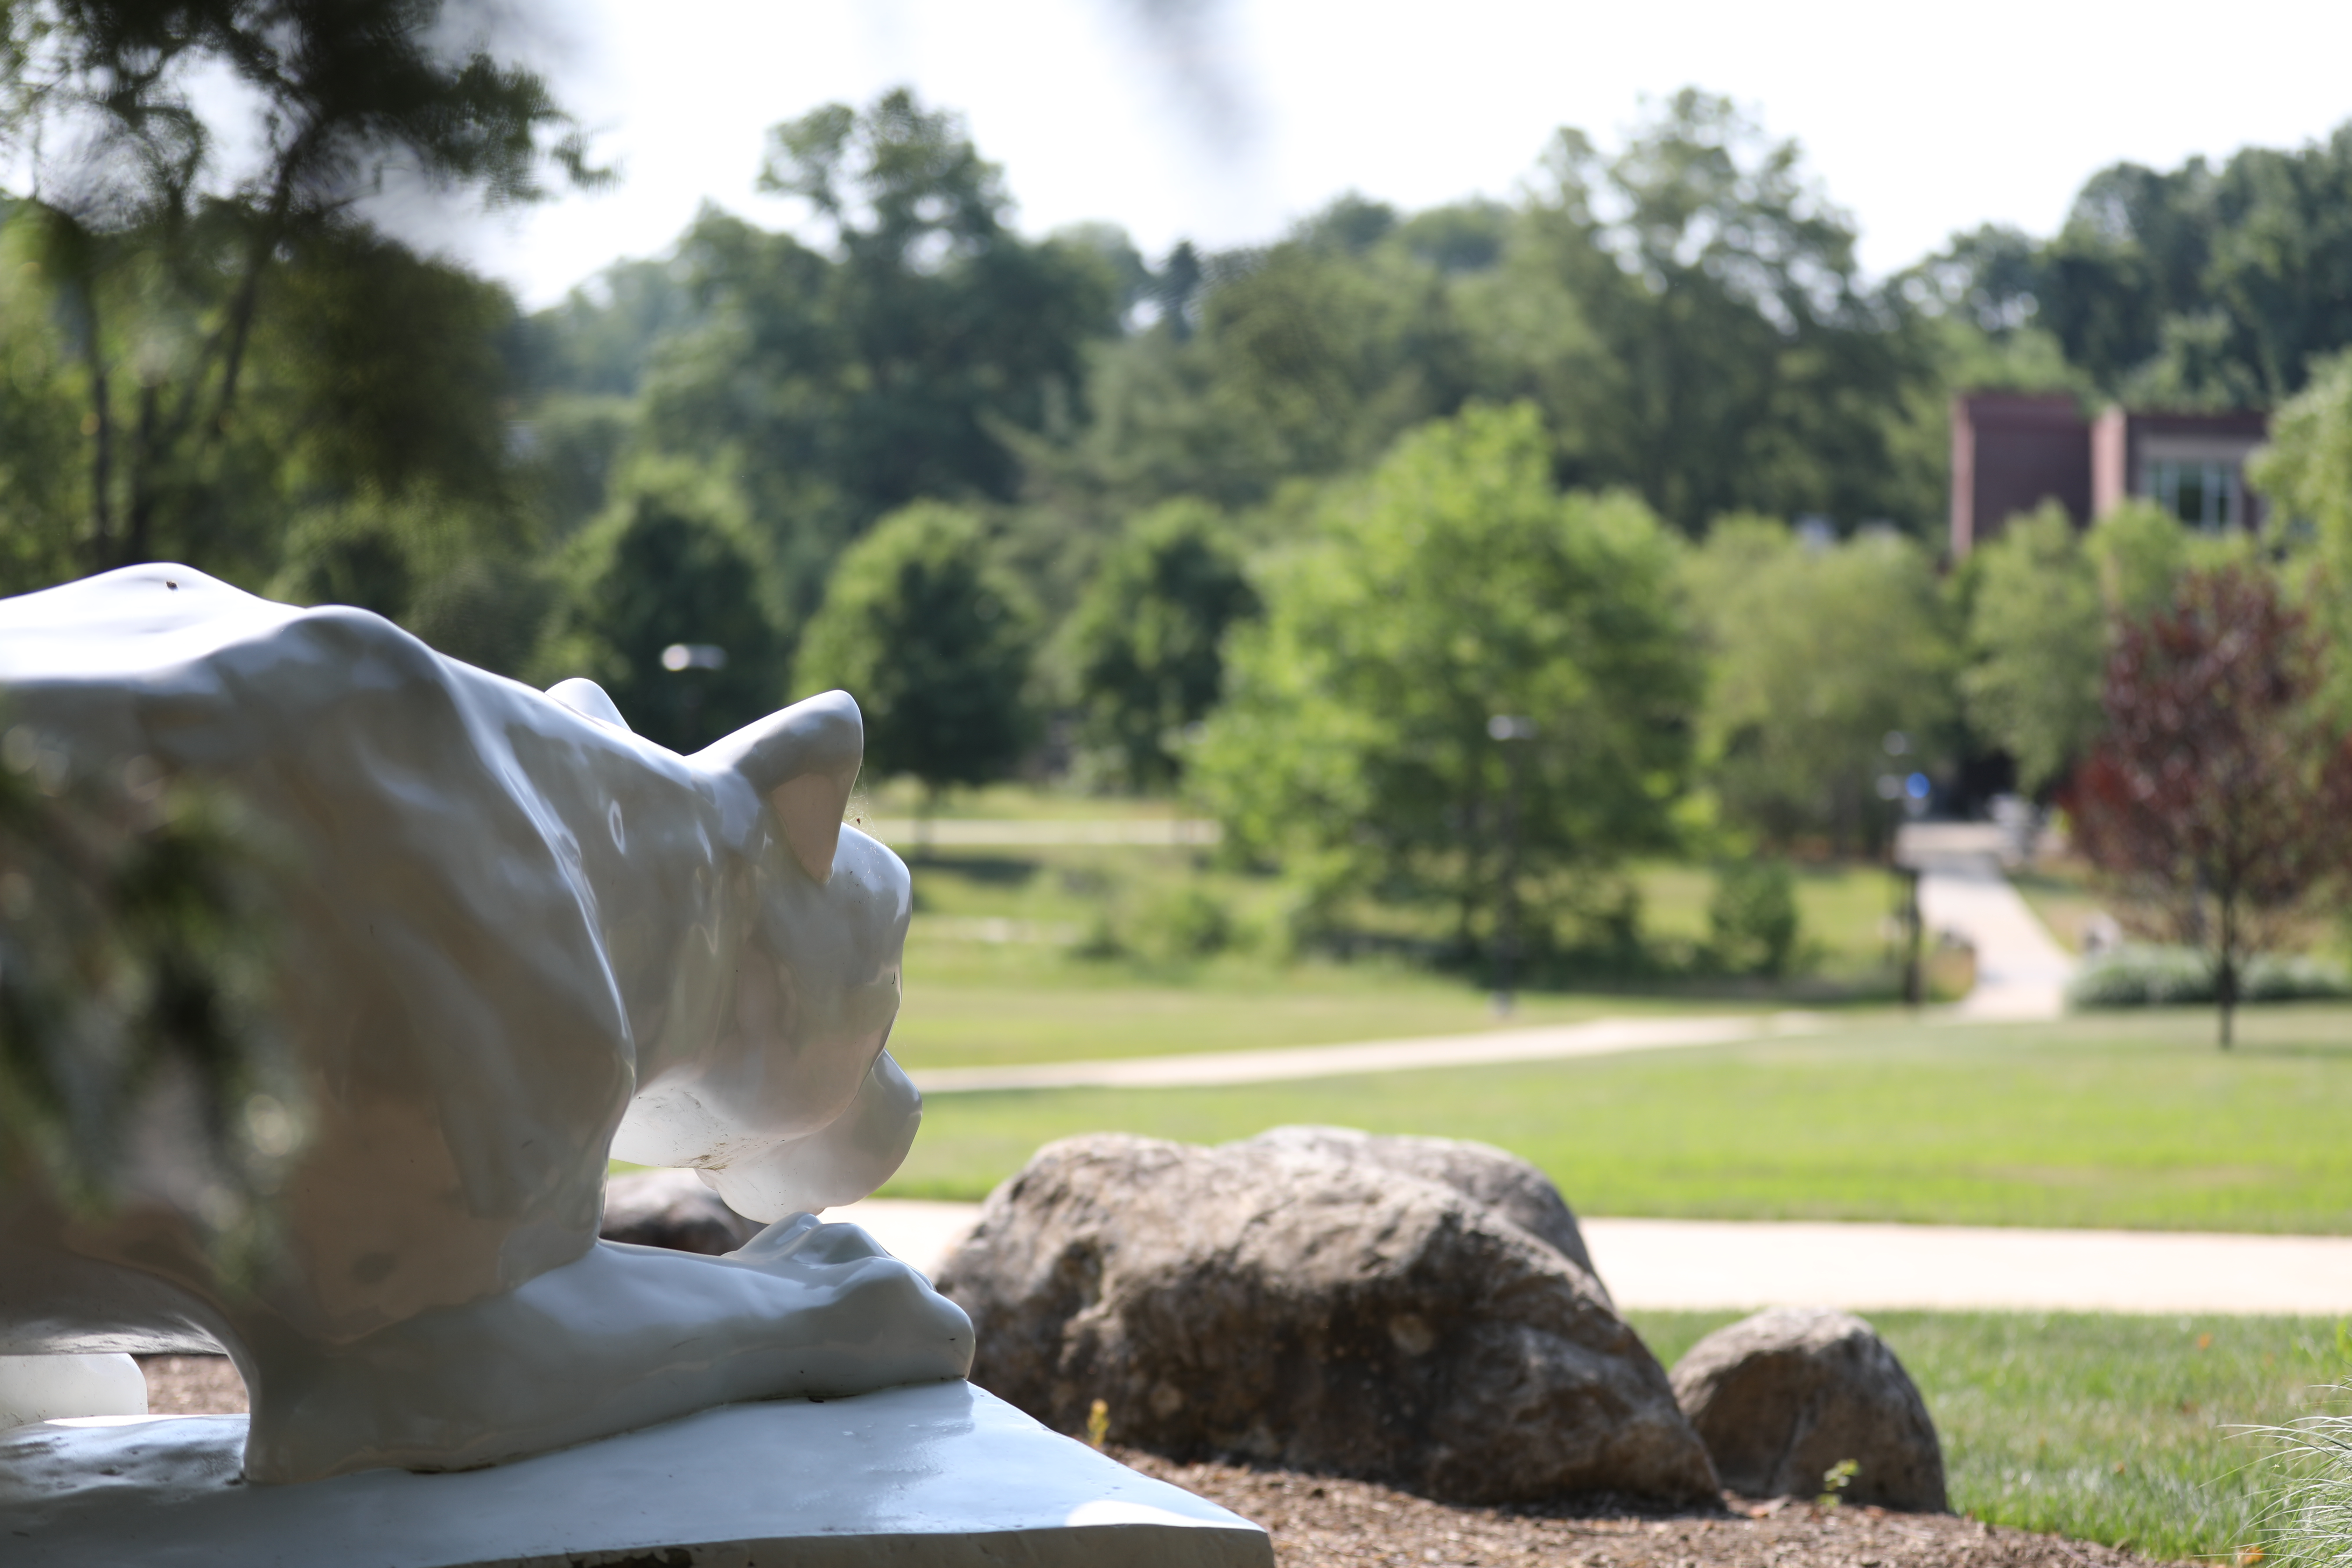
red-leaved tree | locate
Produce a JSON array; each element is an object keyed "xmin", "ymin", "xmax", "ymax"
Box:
[{"xmin": 2066, "ymin": 565, "xmax": 2352, "ymax": 1048}]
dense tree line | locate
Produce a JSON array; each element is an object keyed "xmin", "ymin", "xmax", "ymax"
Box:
[
  {"xmin": 1922, "ymin": 128, "xmax": 2352, "ymax": 407},
  {"xmin": 8, "ymin": 22, "xmax": 2352, "ymax": 979}
]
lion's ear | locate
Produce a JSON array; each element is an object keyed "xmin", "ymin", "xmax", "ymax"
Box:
[
  {"xmin": 546, "ymin": 677, "xmax": 631, "ymax": 732},
  {"xmin": 694, "ymin": 690, "xmax": 862, "ymax": 883}
]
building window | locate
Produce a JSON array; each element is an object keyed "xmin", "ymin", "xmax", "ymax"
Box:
[{"xmin": 2145, "ymin": 460, "xmax": 2239, "ymax": 530}]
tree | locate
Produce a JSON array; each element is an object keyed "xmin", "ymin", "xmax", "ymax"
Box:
[
  {"xmin": 1499, "ymin": 92, "xmax": 1929, "ymax": 533},
  {"xmin": 1957, "ymin": 499, "xmax": 2219, "ymax": 798},
  {"xmin": 627, "ymin": 90, "xmax": 1120, "ymax": 621},
  {"xmin": 793, "ymin": 502, "xmax": 1038, "ymax": 811},
  {"xmin": 1707, "ymin": 859, "xmax": 1800, "ymax": 978},
  {"xmin": 0, "ymin": 722, "xmax": 297, "ymax": 1271},
  {"xmin": 1948, "ymin": 127, "xmax": 2352, "ymax": 406},
  {"xmin": 1959, "ymin": 503, "xmax": 2106, "ymax": 794},
  {"xmin": 2066, "ymin": 566, "xmax": 2352, "ymax": 1047},
  {"xmin": 0, "ymin": 0, "xmax": 599, "ymax": 576},
  {"xmin": 535, "ymin": 470, "xmax": 785, "ymax": 753},
  {"xmin": 2251, "ymin": 347, "xmax": 2352, "ymax": 720},
  {"xmin": 1029, "ymin": 96, "xmax": 1939, "ymax": 545},
  {"xmin": 1060, "ymin": 499, "xmax": 1257, "ymax": 791},
  {"xmin": 1686, "ymin": 518, "xmax": 1956, "ymax": 853},
  {"xmin": 1191, "ymin": 403, "xmax": 1698, "ymax": 960}
]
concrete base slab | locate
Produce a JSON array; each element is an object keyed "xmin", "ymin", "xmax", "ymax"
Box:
[{"xmin": 0, "ymin": 1380, "xmax": 1270, "ymax": 1567}]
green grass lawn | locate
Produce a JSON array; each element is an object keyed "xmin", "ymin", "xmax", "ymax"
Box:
[
  {"xmin": 1629, "ymin": 857, "xmax": 1907, "ymax": 983},
  {"xmin": 2011, "ymin": 861, "xmax": 2114, "ymax": 957},
  {"xmin": 1630, "ymin": 1309, "xmax": 2352, "ymax": 1562},
  {"xmin": 856, "ymin": 778, "xmax": 1202, "ymax": 822},
  {"xmin": 883, "ymin": 1004, "xmax": 2352, "ymax": 1233},
  {"xmin": 886, "ymin": 841, "xmax": 1914, "ymax": 1067}
]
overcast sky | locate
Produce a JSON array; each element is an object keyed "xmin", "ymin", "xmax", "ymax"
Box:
[{"xmin": 441, "ymin": 0, "xmax": 2352, "ymax": 309}]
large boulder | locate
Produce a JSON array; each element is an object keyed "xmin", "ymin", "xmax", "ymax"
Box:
[
  {"xmin": 600, "ymin": 1168, "xmax": 761, "ymax": 1256},
  {"xmin": 934, "ymin": 1131, "xmax": 1716, "ymax": 1506},
  {"xmin": 1241, "ymin": 1126, "xmax": 1605, "ymax": 1294},
  {"xmin": 1669, "ymin": 1307, "xmax": 1947, "ymax": 1512}
]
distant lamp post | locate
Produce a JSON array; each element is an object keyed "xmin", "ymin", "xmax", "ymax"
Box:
[
  {"xmin": 1486, "ymin": 714, "xmax": 1537, "ymax": 1014},
  {"xmin": 1879, "ymin": 729, "xmax": 1924, "ymax": 1009}
]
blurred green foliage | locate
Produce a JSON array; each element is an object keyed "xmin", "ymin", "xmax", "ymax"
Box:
[
  {"xmin": 1707, "ymin": 860, "xmax": 1801, "ymax": 977},
  {"xmin": 1191, "ymin": 403, "xmax": 1697, "ymax": 954},
  {"xmin": 4, "ymin": 20, "xmax": 2351, "ymax": 985},
  {"xmin": 0, "ymin": 0, "xmax": 596, "ymax": 595},
  {"xmin": 794, "ymin": 502, "xmax": 1038, "ymax": 806},
  {"xmin": 1685, "ymin": 518, "xmax": 1956, "ymax": 854},
  {"xmin": 535, "ymin": 470, "xmax": 786, "ymax": 752},
  {"xmin": 0, "ymin": 720, "xmax": 301, "ymax": 1279},
  {"xmin": 615, "ymin": 90, "xmax": 1121, "ymax": 625},
  {"xmin": 1058, "ymin": 499, "xmax": 1257, "ymax": 791},
  {"xmin": 1959, "ymin": 504, "xmax": 2107, "ymax": 794},
  {"xmin": 2255, "ymin": 349, "xmax": 2352, "ymax": 721},
  {"xmin": 1915, "ymin": 127, "xmax": 2352, "ymax": 407}
]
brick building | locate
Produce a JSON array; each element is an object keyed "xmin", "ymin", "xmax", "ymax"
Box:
[{"xmin": 1949, "ymin": 393, "xmax": 2269, "ymax": 557}]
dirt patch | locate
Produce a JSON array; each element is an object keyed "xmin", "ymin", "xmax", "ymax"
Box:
[{"xmin": 1111, "ymin": 1448, "xmax": 2163, "ymax": 1568}]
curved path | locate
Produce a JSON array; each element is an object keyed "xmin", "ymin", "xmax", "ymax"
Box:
[
  {"xmin": 907, "ymin": 1011, "xmax": 1830, "ymax": 1094},
  {"xmin": 825, "ymin": 1199, "xmax": 2352, "ymax": 1316},
  {"xmin": 1902, "ymin": 823, "xmax": 2078, "ymax": 1021}
]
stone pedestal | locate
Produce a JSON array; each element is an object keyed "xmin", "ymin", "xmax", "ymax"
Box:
[{"xmin": 0, "ymin": 1381, "xmax": 1271, "ymax": 1567}]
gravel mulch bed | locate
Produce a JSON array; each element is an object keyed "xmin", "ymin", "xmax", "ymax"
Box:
[
  {"xmin": 1111, "ymin": 1448, "xmax": 2165, "ymax": 1568},
  {"xmin": 130, "ymin": 1361, "xmax": 2163, "ymax": 1568}
]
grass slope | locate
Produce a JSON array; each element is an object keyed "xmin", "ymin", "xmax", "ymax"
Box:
[
  {"xmin": 1631, "ymin": 1310, "xmax": 2352, "ymax": 1562},
  {"xmin": 883, "ymin": 1006, "xmax": 2352, "ymax": 1233}
]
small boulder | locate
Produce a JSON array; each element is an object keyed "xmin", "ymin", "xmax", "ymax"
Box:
[
  {"xmin": 935, "ymin": 1131, "xmax": 1716, "ymax": 1506},
  {"xmin": 600, "ymin": 1168, "xmax": 761, "ymax": 1255},
  {"xmin": 1669, "ymin": 1307, "xmax": 1947, "ymax": 1512}
]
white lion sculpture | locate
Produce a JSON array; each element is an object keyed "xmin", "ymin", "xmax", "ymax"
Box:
[{"xmin": 0, "ymin": 564, "xmax": 971, "ymax": 1483}]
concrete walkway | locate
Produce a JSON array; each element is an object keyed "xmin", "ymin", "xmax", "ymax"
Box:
[
  {"xmin": 907, "ymin": 1011, "xmax": 1830, "ymax": 1094},
  {"xmin": 825, "ymin": 1199, "xmax": 2352, "ymax": 1316},
  {"xmin": 1901, "ymin": 823, "xmax": 2079, "ymax": 1021}
]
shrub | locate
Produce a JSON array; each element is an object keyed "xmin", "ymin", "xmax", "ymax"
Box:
[
  {"xmin": 1706, "ymin": 859, "xmax": 1800, "ymax": 977},
  {"xmin": 1065, "ymin": 883, "xmax": 1242, "ymax": 966},
  {"xmin": 1143, "ymin": 886, "xmax": 1238, "ymax": 960},
  {"xmin": 794, "ymin": 502, "xmax": 1038, "ymax": 807}
]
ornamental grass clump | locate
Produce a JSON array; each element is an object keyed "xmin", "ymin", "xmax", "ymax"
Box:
[{"xmin": 2255, "ymin": 1393, "xmax": 2352, "ymax": 1568}]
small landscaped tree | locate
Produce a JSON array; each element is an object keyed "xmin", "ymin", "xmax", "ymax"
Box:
[
  {"xmin": 793, "ymin": 502, "xmax": 1038, "ymax": 823},
  {"xmin": 1192, "ymin": 402, "xmax": 1699, "ymax": 964},
  {"xmin": 537, "ymin": 471, "xmax": 785, "ymax": 753},
  {"xmin": 1060, "ymin": 499, "xmax": 1258, "ymax": 791},
  {"xmin": 1959, "ymin": 503, "xmax": 2105, "ymax": 796},
  {"xmin": 2066, "ymin": 566, "xmax": 2352, "ymax": 1047},
  {"xmin": 1685, "ymin": 517, "xmax": 1957, "ymax": 855}
]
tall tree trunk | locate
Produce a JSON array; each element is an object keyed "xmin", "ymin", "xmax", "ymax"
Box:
[
  {"xmin": 2215, "ymin": 897, "xmax": 2238, "ymax": 1050},
  {"xmin": 127, "ymin": 380, "xmax": 160, "ymax": 565},
  {"xmin": 1456, "ymin": 788, "xmax": 1484, "ymax": 957},
  {"xmin": 85, "ymin": 350, "xmax": 115, "ymax": 571}
]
